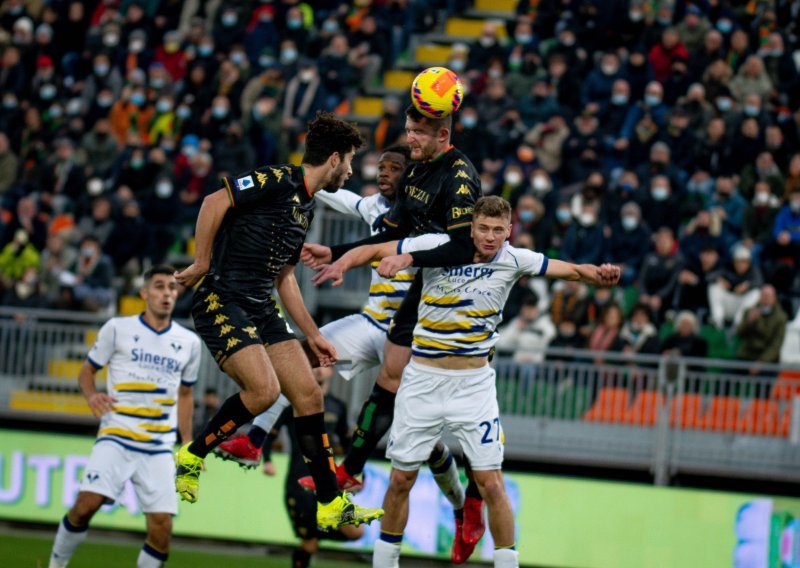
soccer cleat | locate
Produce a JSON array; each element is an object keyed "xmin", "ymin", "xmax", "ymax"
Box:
[
  {"xmin": 48, "ymin": 558, "xmax": 68, "ymax": 568},
  {"xmin": 214, "ymin": 434, "xmax": 262, "ymax": 469},
  {"xmin": 316, "ymin": 492, "xmax": 384, "ymax": 530},
  {"xmin": 462, "ymin": 496, "xmax": 486, "ymax": 545},
  {"xmin": 175, "ymin": 443, "xmax": 204, "ymax": 503},
  {"xmin": 298, "ymin": 462, "xmax": 364, "ymax": 493},
  {"xmin": 451, "ymin": 517, "xmax": 477, "ymax": 565}
]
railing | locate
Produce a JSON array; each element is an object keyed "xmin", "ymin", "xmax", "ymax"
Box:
[{"xmin": 1, "ymin": 308, "xmax": 799, "ymax": 484}]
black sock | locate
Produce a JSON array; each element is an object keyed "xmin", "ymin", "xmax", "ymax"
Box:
[
  {"xmin": 294, "ymin": 412, "xmax": 338, "ymax": 503},
  {"xmin": 343, "ymin": 384, "xmax": 396, "ymax": 476},
  {"xmin": 248, "ymin": 426, "xmax": 267, "ymax": 448},
  {"xmin": 464, "ymin": 460, "xmax": 482, "ymax": 500},
  {"xmin": 189, "ymin": 393, "xmax": 255, "ymax": 458},
  {"xmin": 292, "ymin": 548, "xmax": 312, "ymax": 568}
]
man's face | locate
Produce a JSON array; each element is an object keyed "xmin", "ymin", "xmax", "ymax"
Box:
[
  {"xmin": 324, "ymin": 148, "xmax": 355, "ymax": 192},
  {"xmin": 141, "ymin": 273, "xmax": 178, "ymax": 319},
  {"xmin": 471, "ymin": 214, "xmax": 510, "ymax": 259},
  {"xmin": 376, "ymin": 151, "xmax": 406, "ymax": 200},
  {"xmin": 405, "ymin": 117, "xmax": 440, "ymax": 162}
]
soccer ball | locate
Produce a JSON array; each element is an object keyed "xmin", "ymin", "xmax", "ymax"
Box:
[{"xmin": 410, "ymin": 66, "xmax": 464, "ymax": 119}]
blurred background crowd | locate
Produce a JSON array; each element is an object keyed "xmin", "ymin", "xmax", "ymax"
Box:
[{"xmin": 0, "ymin": 0, "xmax": 799, "ymax": 367}]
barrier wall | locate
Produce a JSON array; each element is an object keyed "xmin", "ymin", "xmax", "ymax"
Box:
[{"xmin": 0, "ymin": 429, "xmax": 797, "ymax": 567}]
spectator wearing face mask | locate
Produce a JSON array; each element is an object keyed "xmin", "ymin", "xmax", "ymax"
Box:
[
  {"xmin": 708, "ymin": 176, "xmax": 747, "ymax": 245},
  {"xmin": 743, "ymin": 181, "xmax": 781, "ymax": 253},
  {"xmin": 496, "ymin": 293, "xmax": 556, "ymax": 364},
  {"xmin": 606, "ymin": 202, "xmax": 652, "ymax": 286},
  {"xmin": 213, "ymin": 121, "xmax": 255, "ymax": 175},
  {"xmin": 213, "ymin": 5, "xmax": 245, "ymax": 54},
  {"xmin": 561, "ymin": 202, "xmax": 603, "ymax": 266},
  {"xmin": 451, "ymin": 105, "xmax": 490, "ymax": 169},
  {"xmin": 638, "ymin": 227, "xmax": 685, "ymax": 322},
  {"xmin": 76, "ymin": 119, "xmax": 118, "ymax": 179},
  {"xmin": 740, "ymin": 151, "xmax": 786, "ymax": 199},
  {"xmin": 673, "ymin": 244, "xmax": 722, "ymax": 316},
  {"xmin": 523, "ymin": 114, "xmax": 569, "ymax": 174},
  {"xmin": 729, "ymin": 55, "xmax": 773, "ymax": 105},
  {"xmin": 581, "ymin": 52, "xmax": 624, "ymax": 110},
  {"xmin": 109, "ymin": 86, "xmax": 155, "ymax": 147},
  {"xmin": 201, "ymin": 94, "xmax": 234, "ymax": 141},
  {"xmin": 61, "ymin": 235, "xmax": 114, "ymax": 312},
  {"xmin": 511, "ymin": 194, "xmax": 548, "ymax": 247},
  {"xmin": 468, "ymin": 21, "xmax": 505, "ymax": 70},
  {"xmin": 618, "ymin": 81, "xmax": 668, "ymax": 152},
  {"xmin": 679, "ymin": 209, "xmax": 723, "ymax": 267},
  {"xmin": 641, "ymin": 175, "xmax": 681, "ymax": 234},
  {"xmin": 281, "ymin": 60, "xmax": 328, "ymax": 144},
  {"xmin": 736, "ymin": 285, "xmax": 787, "ymax": 370}
]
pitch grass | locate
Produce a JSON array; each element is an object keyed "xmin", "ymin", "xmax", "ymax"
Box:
[{"xmin": 0, "ymin": 533, "xmax": 368, "ymax": 568}]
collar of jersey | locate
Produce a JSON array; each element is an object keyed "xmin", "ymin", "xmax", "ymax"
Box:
[
  {"xmin": 428, "ymin": 145, "xmax": 455, "ymax": 164},
  {"xmin": 299, "ymin": 165, "xmax": 313, "ymax": 199},
  {"xmin": 138, "ymin": 313, "xmax": 172, "ymax": 335}
]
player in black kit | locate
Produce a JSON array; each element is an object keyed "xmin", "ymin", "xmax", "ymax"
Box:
[
  {"xmin": 174, "ymin": 112, "xmax": 383, "ymax": 530},
  {"xmin": 301, "ymin": 105, "xmax": 486, "ymax": 556}
]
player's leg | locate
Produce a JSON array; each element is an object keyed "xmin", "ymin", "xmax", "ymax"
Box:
[
  {"xmin": 373, "ymin": 467, "xmax": 419, "ymax": 568},
  {"xmin": 215, "ymin": 394, "xmax": 291, "ymax": 468},
  {"xmin": 343, "ymin": 275, "xmax": 421, "ymax": 477},
  {"xmin": 472, "ymin": 469, "xmax": 518, "ymax": 567},
  {"xmin": 51, "ymin": 442, "xmax": 133, "ymax": 567},
  {"xmin": 267, "ymin": 338, "xmax": 383, "ymax": 527},
  {"xmin": 462, "ymin": 459, "xmax": 486, "ymax": 544},
  {"xmin": 135, "ymin": 452, "xmax": 178, "ymax": 567},
  {"xmin": 428, "ymin": 441, "xmax": 465, "ymax": 511},
  {"xmin": 138, "ymin": 514, "xmax": 172, "ymax": 568}
]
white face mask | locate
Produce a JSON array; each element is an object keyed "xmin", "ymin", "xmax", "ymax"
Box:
[
  {"xmin": 754, "ymin": 192, "xmax": 770, "ymax": 205},
  {"xmin": 532, "ymin": 175, "xmax": 550, "ymax": 192},
  {"xmin": 362, "ymin": 164, "xmax": 378, "ymax": 180},
  {"xmin": 505, "ymin": 172, "xmax": 522, "ymax": 186},
  {"xmin": 578, "ymin": 213, "xmax": 597, "ymax": 227},
  {"xmin": 156, "ymin": 181, "xmax": 173, "ymax": 198}
]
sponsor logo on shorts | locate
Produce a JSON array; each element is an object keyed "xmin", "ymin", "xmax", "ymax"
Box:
[{"xmin": 236, "ymin": 175, "xmax": 255, "ymax": 191}]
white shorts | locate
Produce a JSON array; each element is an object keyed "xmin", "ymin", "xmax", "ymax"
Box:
[
  {"xmin": 80, "ymin": 440, "xmax": 178, "ymax": 514},
  {"xmin": 387, "ymin": 359, "xmax": 504, "ymax": 471},
  {"xmin": 320, "ymin": 314, "xmax": 385, "ymax": 380}
]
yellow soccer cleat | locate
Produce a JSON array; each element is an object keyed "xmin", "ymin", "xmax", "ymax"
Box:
[
  {"xmin": 175, "ymin": 443, "xmax": 204, "ymax": 503},
  {"xmin": 317, "ymin": 492, "xmax": 384, "ymax": 530}
]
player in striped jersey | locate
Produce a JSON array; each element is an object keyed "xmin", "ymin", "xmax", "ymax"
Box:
[
  {"xmin": 49, "ymin": 266, "xmax": 201, "ymax": 568},
  {"xmin": 315, "ymin": 196, "xmax": 620, "ymax": 568}
]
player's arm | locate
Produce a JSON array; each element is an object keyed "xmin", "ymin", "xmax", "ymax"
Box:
[
  {"xmin": 177, "ymin": 384, "xmax": 194, "ymax": 445},
  {"xmin": 175, "ymin": 188, "xmax": 231, "ymax": 287},
  {"xmin": 327, "ymin": 194, "xmax": 411, "ymax": 260},
  {"xmin": 79, "ymin": 361, "xmax": 116, "ymax": 418},
  {"xmin": 544, "ymin": 259, "xmax": 621, "ymax": 287},
  {"xmin": 310, "ymin": 240, "xmax": 399, "ymax": 287},
  {"xmin": 275, "ymin": 261, "xmax": 338, "ymax": 366},
  {"xmin": 315, "ymin": 189, "xmax": 365, "ymax": 219}
]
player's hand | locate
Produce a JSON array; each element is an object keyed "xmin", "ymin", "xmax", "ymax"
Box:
[
  {"xmin": 377, "ymin": 253, "xmax": 413, "ymax": 278},
  {"xmin": 87, "ymin": 393, "xmax": 118, "ymax": 417},
  {"xmin": 311, "ymin": 261, "xmax": 347, "ymax": 287},
  {"xmin": 307, "ymin": 332, "xmax": 338, "ymax": 367},
  {"xmin": 595, "ymin": 263, "xmax": 621, "ymax": 287},
  {"xmin": 175, "ymin": 262, "xmax": 208, "ymax": 288},
  {"xmin": 262, "ymin": 461, "xmax": 277, "ymax": 476},
  {"xmin": 301, "ymin": 243, "xmax": 332, "ymax": 270}
]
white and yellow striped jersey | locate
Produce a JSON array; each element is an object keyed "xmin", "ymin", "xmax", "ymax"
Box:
[
  {"xmin": 399, "ymin": 236, "xmax": 549, "ymax": 358},
  {"xmin": 316, "ymin": 190, "xmax": 416, "ymax": 331},
  {"xmin": 87, "ymin": 315, "xmax": 201, "ymax": 454}
]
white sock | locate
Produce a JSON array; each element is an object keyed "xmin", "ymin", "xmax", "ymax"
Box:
[
  {"xmin": 429, "ymin": 447, "xmax": 465, "ymax": 510},
  {"xmin": 494, "ymin": 548, "xmax": 519, "ymax": 567},
  {"xmin": 373, "ymin": 539, "xmax": 401, "ymax": 568},
  {"xmin": 253, "ymin": 394, "xmax": 291, "ymax": 431},
  {"xmin": 137, "ymin": 543, "xmax": 167, "ymax": 567},
  {"xmin": 50, "ymin": 515, "xmax": 88, "ymax": 566}
]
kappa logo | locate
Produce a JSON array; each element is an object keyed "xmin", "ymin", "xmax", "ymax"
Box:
[
  {"xmin": 452, "ymin": 159, "xmax": 467, "ymax": 167},
  {"xmin": 86, "ymin": 471, "xmax": 100, "ymax": 483},
  {"xmin": 270, "ymin": 167, "xmax": 284, "ymax": 183},
  {"xmin": 255, "ymin": 171, "xmax": 269, "ymax": 188},
  {"xmin": 171, "ymin": 342, "xmax": 182, "ymax": 353},
  {"xmin": 456, "ymin": 184, "xmax": 471, "ymax": 195},
  {"xmin": 454, "ymin": 170, "xmax": 470, "ymax": 180},
  {"xmin": 236, "ymin": 175, "xmax": 255, "ymax": 191}
]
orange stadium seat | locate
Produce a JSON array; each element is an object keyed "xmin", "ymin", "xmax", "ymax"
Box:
[
  {"xmin": 583, "ymin": 387, "xmax": 629, "ymax": 423},
  {"xmin": 623, "ymin": 391, "xmax": 664, "ymax": 426},
  {"xmin": 669, "ymin": 394, "xmax": 704, "ymax": 429},
  {"xmin": 736, "ymin": 399, "xmax": 781, "ymax": 436},
  {"xmin": 699, "ymin": 396, "xmax": 741, "ymax": 432},
  {"xmin": 770, "ymin": 370, "xmax": 800, "ymax": 400}
]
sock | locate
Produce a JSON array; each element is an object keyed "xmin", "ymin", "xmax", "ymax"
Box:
[
  {"xmin": 253, "ymin": 394, "xmax": 291, "ymax": 433},
  {"xmin": 248, "ymin": 426, "xmax": 267, "ymax": 448},
  {"xmin": 292, "ymin": 548, "xmax": 311, "ymax": 568},
  {"xmin": 465, "ymin": 479, "xmax": 482, "ymax": 500},
  {"xmin": 494, "ymin": 547, "xmax": 519, "ymax": 568},
  {"xmin": 294, "ymin": 412, "xmax": 338, "ymax": 503},
  {"xmin": 373, "ymin": 537, "xmax": 401, "ymax": 568},
  {"xmin": 189, "ymin": 393, "xmax": 255, "ymax": 458},
  {"xmin": 51, "ymin": 515, "xmax": 88, "ymax": 565},
  {"xmin": 137, "ymin": 542, "xmax": 168, "ymax": 568},
  {"xmin": 428, "ymin": 444, "xmax": 465, "ymax": 510},
  {"xmin": 343, "ymin": 384, "xmax": 396, "ymax": 476}
]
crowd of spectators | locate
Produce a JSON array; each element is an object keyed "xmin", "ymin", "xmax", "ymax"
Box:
[{"xmin": 0, "ymin": 0, "xmax": 798, "ymax": 367}]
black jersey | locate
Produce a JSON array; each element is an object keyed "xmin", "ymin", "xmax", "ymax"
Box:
[
  {"xmin": 382, "ymin": 146, "xmax": 481, "ymax": 237},
  {"xmin": 212, "ymin": 164, "xmax": 315, "ymax": 310}
]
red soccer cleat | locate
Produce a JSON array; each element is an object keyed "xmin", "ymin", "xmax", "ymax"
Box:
[
  {"xmin": 298, "ymin": 463, "xmax": 364, "ymax": 493},
  {"xmin": 462, "ymin": 496, "xmax": 486, "ymax": 545},
  {"xmin": 451, "ymin": 517, "xmax": 478, "ymax": 564},
  {"xmin": 214, "ymin": 434, "xmax": 262, "ymax": 469}
]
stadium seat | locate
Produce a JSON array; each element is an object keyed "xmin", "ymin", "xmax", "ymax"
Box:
[
  {"xmin": 383, "ymin": 70, "xmax": 415, "ymax": 90},
  {"xmin": 444, "ymin": 18, "xmax": 508, "ymax": 39},
  {"xmin": 85, "ymin": 329, "xmax": 98, "ymax": 347},
  {"xmin": 736, "ymin": 399, "xmax": 781, "ymax": 436},
  {"xmin": 780, "ymin": 404, "xmax": 792, "ymax": 437},
  {"xmin": 583, "ymin": 387, "xmax": 629, "ymax": 423},
  {"xmin": 186, "ymin": 237, "xmax": 196, "ymax": 257},
  {"xmin": 623, "ymin": 391, "xmax": 664, "ymax": 426},
  {"xmin": 352, "ymin": 96, "xmax": 384, "ymax": 117},
  {"xmin": 48, "ymin": 358, "xmax": 107, "ymax": 381},
  {"xmin": 771, "ymin": 370, "xmax": 800, "ymax": 400},
  {"xmin": 474, "ymin": 0, "xmax": 516, "ymax": 12},
  {"xmin": 288, "ymin": 152, "xmax": 303, "ymax": 166},
  {"xmin": 414, "ymin": 44, "xmax": 454, "ymax": 65},
  {"xmin": 119, "ymin": 295, "xmax": 145, "ymax": 316},
  {"xmin": 554, "ymin": 384, "xmax": 591, "ymax": 420},
  {"xmin": 698, "ymin": 396, "xmax": 741, "ymax": 432},
  {"xmin": 669, "ymin": 394, "xmax": 703, "ymax": 429},
  {"xmin": 9, "ymin": 390, "xmax": 93, "ymax": 416}
]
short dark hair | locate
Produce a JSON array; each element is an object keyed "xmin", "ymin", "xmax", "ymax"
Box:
[
  {"xmin": 144, "ymin": 264, "xmax": 176, "ymax": 282},
  {"xmin": 381, "ymin": 144, "xmax": 411, "ymax": 162},
  {"xmin": 302, "ymin": 111, "xmax": 364, "ymax": 166},
  {"xmin": 404, "ymin": 104, "xmax": 453, "ymax": 132},
  {"xmin": 474, "ymin": 196, "xmax": 512, "ymax": 221}
]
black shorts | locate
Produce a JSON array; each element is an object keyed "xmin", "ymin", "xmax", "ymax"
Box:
[
  {"xmin": 284, "ymin": 486, "xmax": 350, "ymax": 541},
  {"xmin": 192, "ymin": 283, "xmax": 296, "ymax": 368},
  {"xmin": 386, "ymin": 272, "xmax": 422, "ymax": 348}
]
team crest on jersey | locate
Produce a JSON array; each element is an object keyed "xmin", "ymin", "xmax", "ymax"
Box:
[
  {"xmin": 453, "ymin": 159, "xmax": 467, "ymax": 167},
  {"xmin": 454, "ymin": 170, "xmax": 470, "ymax": 180},
  {"xmin": 456, "ymin": 184, "xmax": 471, "ymax": 195},
  {"xmin": 236, "ymin": 175, "xmax": 255, "ymax": 191},
  {"xmin": 85, "ymin": 471, "xmax": 100, "ymax": 483},
  {"xmin": 255, "ymin": 171, "xmax": 269, "ymax": 188},
  {"xmin": 171, "ymin": 342, "xmax": 182, "ymax": 352}
]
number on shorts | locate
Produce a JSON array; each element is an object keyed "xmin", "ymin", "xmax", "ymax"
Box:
[{"xmin": 479, "ymin": 417, "xmax": 501, "ymax": 444}]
